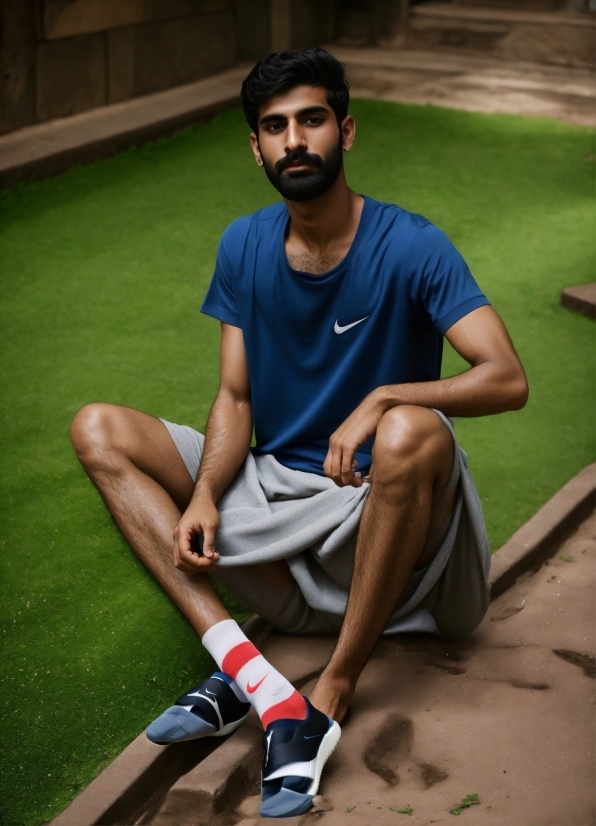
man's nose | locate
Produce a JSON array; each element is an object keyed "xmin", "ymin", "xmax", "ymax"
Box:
[{"xmin": 285, "ymin": 120, "xmax": 307, "ymax": 153}]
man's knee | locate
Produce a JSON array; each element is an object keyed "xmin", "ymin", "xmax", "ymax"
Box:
[
  {"xmin": 372, "ymin": 405, "xmax": 451, "ymax": 483},
  {"xmin": 70, "ymin": 402, "xmax": 125, "ymax": 472},
  {"xmin": 432, "ymin": 592, "xmax": 490, "ymax": 641}
]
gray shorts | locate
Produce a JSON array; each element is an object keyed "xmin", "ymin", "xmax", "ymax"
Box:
[{"xmin": 161, "ymin": 414, "xmax": 491, "ymax": 640}]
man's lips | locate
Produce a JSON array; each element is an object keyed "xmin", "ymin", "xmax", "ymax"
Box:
[
  {"xmin": 276, "ymin": 155, "xmax": 321, "ymax": 174},
  {"xmin": 281, "ymin": 162, "xmax": 316, "ymax": 173}
]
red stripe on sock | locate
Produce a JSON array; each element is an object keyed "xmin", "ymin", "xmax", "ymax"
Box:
[
  {"xmin": 261, "ymin": 691, "xmax": 307, "ymax": 729},
  {"xmin": 222, "ymin": 641, "xmax": 260, "ymax": 680}
]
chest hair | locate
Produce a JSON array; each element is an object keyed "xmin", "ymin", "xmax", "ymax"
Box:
[{"xmin": 286, "ymin": 249, "xmax": 346, "ymax": 275}]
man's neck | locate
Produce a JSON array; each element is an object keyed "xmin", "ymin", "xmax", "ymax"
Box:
[{"xmin": 283, "ymin": 174, "xmax": 364, "ymax": 275}]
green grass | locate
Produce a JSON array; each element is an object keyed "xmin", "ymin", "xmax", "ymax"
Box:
[{"xmin": 0, "ymin": 100, "xmax": 593, "ymax": 826}]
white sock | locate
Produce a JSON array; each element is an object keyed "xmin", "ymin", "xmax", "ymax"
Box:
[{"xmin": 202, "ymin": 619, "xmax": 306, "ymax": 728}]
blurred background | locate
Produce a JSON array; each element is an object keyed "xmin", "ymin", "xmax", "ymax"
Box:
[{"xmin": 1, "ymin": 0, "xmax": 594, "ymax": 139}]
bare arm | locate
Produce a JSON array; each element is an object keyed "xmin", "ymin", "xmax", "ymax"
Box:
[
  {"xmin": 324, "ymin": 305, "xmax": 529, "ymax": 486},
  {"xmin": 372, "ymin": 304, "xmax": 528, "ymax": 416},
  {"xmin": 173, "ymin": 322, "xmax": 252, "ymax": 572}
]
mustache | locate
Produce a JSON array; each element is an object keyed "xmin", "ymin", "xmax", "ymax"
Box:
[{"xmin": 275, "ymin": 150, "xmax": 323, "ymax": 175}]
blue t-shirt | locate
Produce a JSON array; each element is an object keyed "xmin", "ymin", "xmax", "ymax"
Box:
[{"xmin": 201, "ymin": 196, "xmax": 489, "ymax": 476}]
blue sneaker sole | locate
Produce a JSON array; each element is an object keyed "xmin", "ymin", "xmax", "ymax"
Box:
[{"xmin": 146, "ymin": 706, "xmax": 249, "ymax": 745}]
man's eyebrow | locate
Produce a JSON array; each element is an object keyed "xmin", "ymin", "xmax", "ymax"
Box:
[{"xmin": 259, "ymin": 105, "xmax": 330, "ymax": 126}]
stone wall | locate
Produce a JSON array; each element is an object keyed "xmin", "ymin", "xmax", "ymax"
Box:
[{"xmin": 0, "ymin": 0, "xmax": 340, "ymax": 136}]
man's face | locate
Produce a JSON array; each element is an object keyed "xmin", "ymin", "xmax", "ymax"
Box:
[{"xmin": 251, "ymin": 86, "xmax": 350, "ymax": 202}]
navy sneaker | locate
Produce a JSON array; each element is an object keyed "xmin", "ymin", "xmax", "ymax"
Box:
[
  {"xmin": 259, "ymin": 697, "xmax": 341, "ymax": 818},
  {"xmin": 146, "ymin": 672, "xmax": 250, "ymax": 745}
]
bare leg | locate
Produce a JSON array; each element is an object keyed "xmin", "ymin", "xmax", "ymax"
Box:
[
  {"xmin": 71, "ymin": 402, "xmax": 232, "ymax": 638},
  {"xmin": 310, "ymin": 406, "xmax": 457, "ymax": 722}
]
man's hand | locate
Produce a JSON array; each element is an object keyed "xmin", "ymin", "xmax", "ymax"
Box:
[
  {"xmin": 173, "ymin": 498, "xmax": 220, "ymax": 573},
  {"xmin": 323, "ymin": 392, "xmax": 384, "ymax": 487}
]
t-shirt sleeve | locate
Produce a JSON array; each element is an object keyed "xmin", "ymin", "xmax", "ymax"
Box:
[
  {"xmin": 408, "ymin": 223, "xmax": 490, "ymax": 335},
  {"xmin": 200, "ymin": 225, "xmax": 242, "ymax": 328}
]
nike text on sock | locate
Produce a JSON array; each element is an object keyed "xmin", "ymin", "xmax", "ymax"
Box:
[{"xmin": 202, "ymin": 619, "xmax": 306, "ymax": 728}]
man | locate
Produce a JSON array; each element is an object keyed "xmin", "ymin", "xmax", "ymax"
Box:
[{"xmin": 71, "ymin": 48, "xmax": 528, "ymax": 818}]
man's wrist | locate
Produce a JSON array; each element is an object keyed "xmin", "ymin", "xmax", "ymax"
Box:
[
  {"xmin": 191, "ymin": 481, "xmax": 218, "ymax": 508},
  {"xmin": 369, "ymin": 385, "xmax": 401, "ymax": 416}
]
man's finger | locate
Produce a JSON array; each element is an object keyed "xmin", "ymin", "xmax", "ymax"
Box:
[
  {"xmin": 176, "ymin": 523, "xmax": 193, "ymax": 556},
  {"xmin": 331, "ymin": 454, "xmax": 343, "ymax": 485},
  {"xmin": 333, "ymin": 441, "xmax": 346, "ymax": 485},
  {"xmin": 177, "ymin": 548, "xmax": 219, "ymax": 573},
  {"xmin": 325, "ymin": 445, "xmax": 338, "ymax": 483},
  {"xmin": 201, "ymin": 524, "xmax": 218, "ymax": 558},
  {"xmin": 340, "ymin": 444, "xmax": 355, "ymax": 486}
]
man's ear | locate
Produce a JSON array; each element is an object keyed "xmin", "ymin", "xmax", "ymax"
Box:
[
  {"xmin": 341, "ymin": 115, "xmax": 356, "ymax": 153},
  {"xmin": 250, "ymin": 132, "xmax": 263, "ymax": 166}
]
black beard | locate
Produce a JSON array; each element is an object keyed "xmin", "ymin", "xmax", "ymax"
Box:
[{"xmin": 261, "ymin": 141, "xmax": 343, "ymax": 202}]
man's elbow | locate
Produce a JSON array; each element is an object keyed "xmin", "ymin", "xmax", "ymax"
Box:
[{"xmin": 506, "ymin": 371, "xmax": 529, "ymax": 411}]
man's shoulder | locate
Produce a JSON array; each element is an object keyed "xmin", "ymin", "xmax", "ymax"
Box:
[
  {"xmin": 368, "ymin": 197, "xmax": 460, "ymax": 257},
  {"xmin": 366, "ymin": 197, "xmax": 433, "ymax": 240}
]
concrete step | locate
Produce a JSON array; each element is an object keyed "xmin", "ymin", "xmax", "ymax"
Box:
[
  {"xmin": 452, "ymin": 0, "xmax": 586, "ymax": 10},
  {"xmin": 0, "ymin": 63, "xmax": 249, "ymax": 189},
  {"xmin": 561, "ymin": 283, "xmax": 596, "ymax": 320},
  {"xmin": 329, "ymin": 44, "xmax": 595, "ymax": 127},
  {"xmin": 404, "ymin": 2, "xmax": 595, "ymax": 67}
]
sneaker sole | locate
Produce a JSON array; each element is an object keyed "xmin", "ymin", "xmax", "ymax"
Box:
[
  {"xmin": 147, "ymin": 710, "xmax": 249, "ymax": 745},
  {"xmin": 212, "ymin": 712, "xmax": 250, "ymax": 738},
  {"xmin": 308, "ymin": 719, "xmax": 341, "ymax": 796}
]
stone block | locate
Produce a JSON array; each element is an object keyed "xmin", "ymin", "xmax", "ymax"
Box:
[
  {"xmin": 143, "ymin": 0, "xmax": 233, "ymax": 17},
  {"xmin": 489, "ymin": 463, "xmax": 596, "ymax": 597},
  {"xmin": 42, "ymin": 0, "xmax": 234, "ymax": 39},
  {"xmin": 561, "ymin": 283, "xmax": 596, "ymax": 319},
  {"xmin": 36, "ymin": 34, "xmax": 106, "ymax": 121},
  {"xmin": 292, "ymin": 0, "xmax": 337, "ymax": 47},
  {"xmin": 130, "ymin": 12, "xmax": 237, "ymax": 97},
  {"xmin": 235, "ymin": 0, "xmax": 271, "ymax": 61},
  {"xmin": 498, "ymin": 21, "xmax": 596, "ymax": 67},
  {"xmin": 271, "ymin": 0, "xmax": 291, "ymax": 51},
  {"xmin": 0, "ymin": 65, "xmax": 245, "ymax": 188},
  {"xmin": 0, "ymin": 0, "xmax": 37, "ymax": 135},
  {"xmin": 147, "ymin": 723, "xmax": 262, "ymax": 826},
  {"xmin": 406, "ymin": 4, "xmax": 596, "ymax": 68},
  {"xmin": 108, "ymin": 26, "xmax": 135, "ymax": 103},
  {"xmin": 43, "ymin": 0, "xmax": 141, "ymax": 38},
  {"xmin": 337, "ymin": 0, "xmax": 403, "ymax": 46},
  {"xmin": 370, "ymin": 0, "xmax": 406, "ymax": 45}
]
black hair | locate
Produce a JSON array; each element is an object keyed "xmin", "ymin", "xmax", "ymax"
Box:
[{"xmin": 241, "ymin": 47, "xmax": 350, "ymax": 135}]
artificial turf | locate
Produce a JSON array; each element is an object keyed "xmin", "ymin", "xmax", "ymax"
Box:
[{"xmin": 0, "ymin": 100, "xmax": 593, "ymax": 826}]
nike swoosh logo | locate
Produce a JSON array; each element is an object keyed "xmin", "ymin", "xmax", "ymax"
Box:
[
  {"xmin": 246, "ymin": 674, "xmax": 268, "ymax": 694},
  {"xmin": 334, "ymin": 316, "xmax": 369, "ymax": 334},
  {"xmin": 186, "ymin": 688, "xmax": 216, "ymax": 700},
  {"xmin": 304, "ymin": 733, "xmax": 323, "ymax": 739},
  {"xmin": 185, "ymin": 689, "xmax": 224, "ymax": 729}
]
